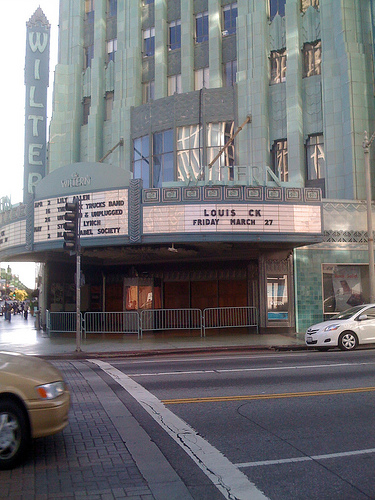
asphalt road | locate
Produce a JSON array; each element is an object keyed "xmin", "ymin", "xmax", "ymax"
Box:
[
  {"xmin": 3, "ymin": 348, "xmax": 375, "ymax": 499},
  {"xmin": 95, "ymin": 348, "xmax": 375, "ymax": 499}
]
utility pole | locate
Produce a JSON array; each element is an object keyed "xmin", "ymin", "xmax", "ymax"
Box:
[{"xmin": 363, "ymin": 131, "xmax": 375, "ymax": 303}]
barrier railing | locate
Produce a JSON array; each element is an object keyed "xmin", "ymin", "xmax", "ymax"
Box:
[
  {"xmin": 46, "ymin": 307, "xmax": 259, "ymax": 338},
  {"xmin": 46, "ymin": 310, "xmax": 82, "ymax": 336},
  {"xmin": 139, "ymin": 308, "xmax": 203, "ymax": 338},
  {"xmin": 84, "ymin": 311, "xmax": 140, "ymax": 337},
  {"xmin": 203, "ymin": 306, "xmax": 258, "ymax": 336}
]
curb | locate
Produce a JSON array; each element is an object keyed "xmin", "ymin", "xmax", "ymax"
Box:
[{"xmin": 38, "ymin": 343, "xmax": 308, "ymax": 360}]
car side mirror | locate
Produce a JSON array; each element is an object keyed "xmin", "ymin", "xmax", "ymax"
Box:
[{"xmin": 358, "ymin": 314, "xmax": 368, "ymax": 321}]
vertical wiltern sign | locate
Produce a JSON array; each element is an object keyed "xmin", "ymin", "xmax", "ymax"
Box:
[{"xmin": 24, "ymin": 7, "xmax": 50, "ymax": 203}]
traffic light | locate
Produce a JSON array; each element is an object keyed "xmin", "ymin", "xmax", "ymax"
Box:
[{"xmin": 63, "ymin": 201, "xmax": 80, "ymax": 252}]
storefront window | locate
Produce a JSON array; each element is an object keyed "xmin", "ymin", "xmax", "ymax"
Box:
[
  {"xmin": 125, "ymin": 285, "xmax": 161, "ymax": 311},
  {"xmin": 267, "ymin": 275, "xmax": 289, "ymax": 320},
  {"xmin": 322, "ymin": 264, "xmax": 367, "ymax": 314}
]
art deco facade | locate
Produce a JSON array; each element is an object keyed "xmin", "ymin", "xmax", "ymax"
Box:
[{"xmin": 1, "ymin": 0, "xmax": 375, "ymax": 333}]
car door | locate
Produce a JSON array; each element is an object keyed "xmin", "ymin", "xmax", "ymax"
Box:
[{"xmin": 356, "ymin": 306, "xmax": 375, "ymax": 343}]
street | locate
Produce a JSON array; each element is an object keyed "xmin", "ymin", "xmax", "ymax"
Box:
[{"xmin": 2, "ymin": 348, "xmax": 375, "ymax": 499}]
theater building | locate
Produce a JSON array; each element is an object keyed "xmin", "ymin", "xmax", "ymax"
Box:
[{"xmin": 0, "ymin": 0, "xmax": 375, "ymax": 334}]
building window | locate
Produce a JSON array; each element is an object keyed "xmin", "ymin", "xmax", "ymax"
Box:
[
  {"xmin": 223, "ymin": 60, "xmax": 237, "ymax": 86},
  {"xmin": 267, "ymin": 275, "xmax": 289, "ymax": 322},
  {"xmin": 270, "ymin": 49, "xmax": 286, "ymax": 84},
  {"xmin": 168, "ymin": 74, "xmax": 182, "ymax": 95},
  {"xmin": 83, "ymin": 97, "xmax": 91, "ymax": 125},
  {"xmin": 142, "ymin": 81, "xmax": 155, "ymax": 103},
  {"xmin": 271, "ymin": 139, "xmax": 288, "ymax": 182},
  {"xmin": 84, "ymin": 45, "xmax": 94, "ymax": 70},
  {"xmin": 195, "ymin": 12, "xmax": 209, "ymax": 43},
  {"xmin": 195, "ymin": 67, "xmax": 209, "ymax": 90},
  {"xmin": 152, "ymin": 130, "xmax": 174, "ymax": 188},
  {"xmin": 133, "ymin": 135, "xmax": 150, "ymax": 188},
  {"xmin": 106, "ymin": 38, "xmax": 117, "ymax": 63},
  {"xmin": 303, "ymin": 40, "xmax": 321, "ymax": 77},
  {"xmin": 107, "ymin": 0, "xmax": 117, "ymax": 17},
  {"xmin": 143, "ymin": 27, "xmax": 155, "ymax": 57},
  {"xmin": 301, "ymin": 0, "xmax": 319, "ymax": 12},
  {"xmin": 105, "ymin": 92, "xmax": 114, "ymax": 121},
  {"xmin": 269, "ymin": 0, "xmax": 286, "ymax": 20},
  {"xmin": 143, "ymin": 0, "xmax": 154, "ymax": 4},
  {"xmin": 169, "ymin": 20, "xmax": 181, "ymax": 50},
  {"xmin": 306, "ymin": 134, "xmax": 325, "ymax": 180},
  {"xmin": 222, "ymin": 3, "xmax": 237, "ymax": 36},
  {"xmin": 177, "ymin": 125, "xmax": 203, "ymax": 182},
  {"xmin": 207, "ymin": 122, "xmax": 235, "ymax": 180},
  {"xmin": 85, "ymin": 0, "xmax": 95, "ymax": 23}
]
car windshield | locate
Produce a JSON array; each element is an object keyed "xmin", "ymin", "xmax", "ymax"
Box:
[{"xmin": 331, "ymin": 305, "xmax": 365, "ymax": 320}]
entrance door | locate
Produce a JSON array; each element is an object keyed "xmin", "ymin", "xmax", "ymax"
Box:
[
  {"xmin": 191, "ymin": 281, "xmax": 218, "ymax": 309},
  {"xmin": 105, "ymin": 283, "xmax": 123, "ymax": 312}
]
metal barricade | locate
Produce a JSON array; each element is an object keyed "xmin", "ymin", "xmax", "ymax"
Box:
[
  {"xmin": 84, "ymin": 312, "xmax": 140, "ymax": 337},
  {"xmin": 46, "ymin": 310, "xmax": 82, "ymax": 336},
  {"xmin": 203, "ymin": 306, "xmax": 258, "ymax": 336},
  {"xmin": 140, "ymin": 308, "xmax": 202, "ymax": 338}
]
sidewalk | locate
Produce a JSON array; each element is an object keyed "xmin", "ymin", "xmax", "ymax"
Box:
[{"xmin": 0, "ymin": 312, "xmax": 306, "ymax": 358}]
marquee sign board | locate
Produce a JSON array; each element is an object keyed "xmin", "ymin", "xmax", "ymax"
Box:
[
  {"xmin": 0, "ymin": 221, "xmax": 27, "ymax": 251},
  {"xmin": 34, "ymin": 189, "xmax": 128, "ymax": 243},
  {"xmin": 143, "ymin": 204, "xmax": 322, "ymax": 234}
]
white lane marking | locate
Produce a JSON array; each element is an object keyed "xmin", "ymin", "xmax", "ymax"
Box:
[
  {"xmin": 90, "ymin": 359, "xmax": 268, "ymax": 500},
  {"xmin": 125, "ymin": 362, "xmax": 370, "ymax": 378},
  {"xmin": 236, "ymin": 448, "xmax": 375, "ymax": 468}
]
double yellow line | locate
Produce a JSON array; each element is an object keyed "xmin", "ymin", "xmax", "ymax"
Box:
[{"xmin": 162, "ymin": 386, "xmax": 375, "ymax": 405}]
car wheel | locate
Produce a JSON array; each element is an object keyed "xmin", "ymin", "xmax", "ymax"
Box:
[
  {"xmin": 0, "ymin": 400, "xmax": 30, "ymax": 469},
  {"xmin": 316, "ymin": 347, "xmax": 330, "ymax": 352},
  {"xmin": 338, "ymin": 331, "xmax": 358, "ymax": 351}
]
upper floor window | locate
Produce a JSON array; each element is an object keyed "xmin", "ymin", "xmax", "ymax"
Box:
[
  {"xmin": 306, "ymin": 134, "xmax": 325, "ymax": 180},
  {"xmin": 270, "ymin": 49, "xmax": 286, "ymax": 84},
  {"xmin": 84, "ymin": 45, "xmax": 94, "ymax": 70},
  {"xmin": 177, "ymin": 125, "xmax": 203, "ymax": 182},
  {"xmin": 143, "ymin": 0, "xmax": 154, "ymax": 4},
  {"xmin": 142, "ymin": 80, "xmax": 155, "ymax": 104},
  {"xmin": 168, "ymin": 74, "xmax": 182, "ymax": 95},
  {"xmin": 106, "ymin": 38, "xmax": 117, "ymax": 63},
  {"xmin": 301, "ymin": 0, "xmax": 319, "ymax": 12},
  {"xmin": 85, "ymin": 0, "xmax": 95, "ymax": 23},
  {"xmin": 303, "ymin": 40, "xmax": 321, "ymax": 77},
  {"xmin": 107, "ymin": 0, "xmax": 117, "ymax": 17},
  {"xmin": 207, "ymin": 122, "xmax": 235, "ymax": 180},
  {"xmin": 169, "ymin": 20, "xmax": 181, "ymax": 50},
  {"xmin": 152, "ymin": 130, "xmax": 174, "ymax": 188},
  {"xmin": 83, "ymin": 97, "xmax": 91, "ymax": 125},
  {"xmin": 105, "ymin": 91, "xmax": 114, "ymax": 121},
  {"xmin": 143, "ymin": 27, "xmax": 155, "ymax": 57},
  {"xmin": 195, "ymin": 67, "xmax": 209, "ymax": 90},
  {"xmin": 269, "ymin": 0, "xmax": 285, "ymax": 20},
  {"xmin": 271, "ymin": 139, "xmax": 288, "ymax": 182},
  {"xmin": 222, "ymin": 3, "xmax": 237, "ymax": 36},
  {"xmin": 133, "ymin": 135, "xmax": 150, "ymax": 188},
  {"xmin": 195, "ymin": 12, "xmax": 209, "ymax": 43},
  {"xmin": 223, "ymin": 60, "xmax": 237, "ymax": 87}
]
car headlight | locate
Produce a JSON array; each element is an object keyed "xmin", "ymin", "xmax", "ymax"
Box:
[
  {"xmin": 324, "ymin": 324, "xmax": 340, "ymax": 332},
  {"xmin": 36, "ymin": 381, "xmax": 65, "ymax": 400}
]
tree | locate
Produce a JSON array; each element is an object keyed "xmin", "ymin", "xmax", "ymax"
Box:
[{"xmin": 15, "ymin": 289, "xmax": 28, "ymax": 301}]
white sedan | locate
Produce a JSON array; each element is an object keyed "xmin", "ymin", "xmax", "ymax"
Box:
[{"xmin": 305, "ymin": 304, "xmax": 375, "ymax": 351}]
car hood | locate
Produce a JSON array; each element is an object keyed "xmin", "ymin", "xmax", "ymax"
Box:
[
  {"xmin": 307, "ymin": 319, "xmax": 348, "ymax": 331},
  {"xmin": 0, "ymin": 351, "xmax": 64, "ymax": 385}
]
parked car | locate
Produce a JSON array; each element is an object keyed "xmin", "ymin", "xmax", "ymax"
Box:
[
  {"xmin": 0, "ymin": 351, "xmax": 70, "ymax": 469},
  {"xmin": 305, "ymin": 304, "xmax": 375, "ymax": 351}
]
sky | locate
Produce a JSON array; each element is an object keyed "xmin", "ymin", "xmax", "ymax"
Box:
[{"xmin": 0, "ymin": 0, "xmax": 59, "ymax": 288}]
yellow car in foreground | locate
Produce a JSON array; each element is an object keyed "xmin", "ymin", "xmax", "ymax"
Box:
[{"xmin": 0, "ymin": 351, "xmax": 70, "ymax": 469}]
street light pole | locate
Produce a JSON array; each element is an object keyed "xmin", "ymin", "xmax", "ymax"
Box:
[{"xmin": 363, "ymin": 131, "xmax": 375, "ymax": 303}]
